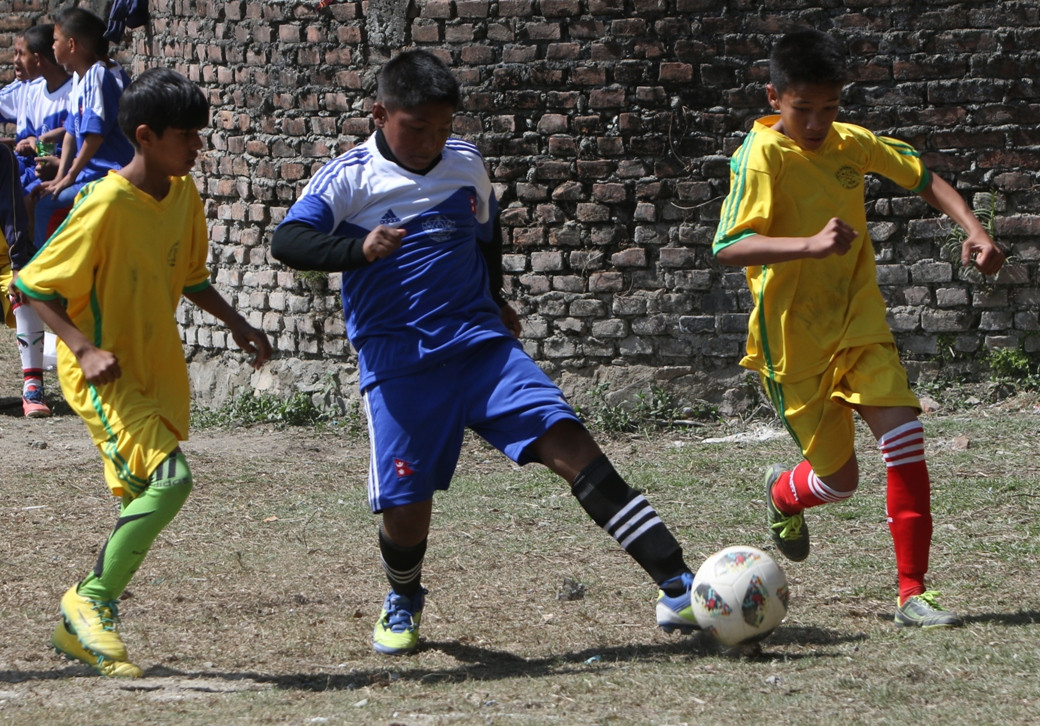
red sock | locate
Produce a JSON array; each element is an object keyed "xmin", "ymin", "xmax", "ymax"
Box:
[
  {"xmin": 881, "ymin": 420, "xmax": 931, "ymax": 603},
  {"xmin": 770, "ymin": 460, "xmax": 853, "ymax": 514}
]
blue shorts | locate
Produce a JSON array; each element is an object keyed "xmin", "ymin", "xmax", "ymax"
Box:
[{"xmin": 362, "ymin": 338, "xmax": 580, "ymax": 512}]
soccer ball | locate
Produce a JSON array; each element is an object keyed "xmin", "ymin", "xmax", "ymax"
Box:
[{"xmin": 691, "ymin": 545, "xmax": 789, "ymax": 646}]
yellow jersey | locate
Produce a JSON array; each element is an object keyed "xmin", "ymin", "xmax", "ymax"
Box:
[
  {"xmin": 16, "ymin": 172, "xmax": 211, "ymax": 496},
  {"xmin": 713, "ymin": 117, "xmax": 930, "ymax": 383}
]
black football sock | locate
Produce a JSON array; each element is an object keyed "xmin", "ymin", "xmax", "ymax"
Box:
[
  {"xmin": 571, "ymin": 455, "xmax": 689, "ymax": 586},
  {"xmin": 378, "ymin": 525, "xmax": 427, "ymax": 597}
]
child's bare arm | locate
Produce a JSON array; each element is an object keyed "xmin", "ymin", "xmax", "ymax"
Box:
[
  {"xmin": 41, "ymin": 132, "xmax": 103, "ymax": 197},
  {"xmin": 918, "ymin": 174, "xmax": 1005, "ymax": 275},
  {"xmin": 183, "ymin": 286, "xmax": 273, "ymax": 369},
  {"xmin": 714, "ymin": 217, "xmax": 857, "ymax": 267},
  {"xmin": 26, "ymin": 297, "xmax": 121, "ymax": 384}
]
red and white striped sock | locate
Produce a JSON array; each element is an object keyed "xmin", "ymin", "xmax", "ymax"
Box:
[
  {"xmin": 770, "ymin": 459, "xmax": 855, "ymax": 515},
  {"xmin": 880, "ymin": 420, "xmax": 931, "ymax": 603}
]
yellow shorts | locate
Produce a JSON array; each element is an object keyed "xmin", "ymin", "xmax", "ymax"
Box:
[
  {"xmin": 761, "ymin": 343, "xmax": 920, "ymax": 477},
  {"xmin": 0, "ymin": 265, "xmax": 14, "ymax": 327}
]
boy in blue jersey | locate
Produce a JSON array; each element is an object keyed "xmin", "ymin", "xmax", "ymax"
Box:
[{"xmin": 271, "ymin": 50, "xmax": 699, "ymax": 655}]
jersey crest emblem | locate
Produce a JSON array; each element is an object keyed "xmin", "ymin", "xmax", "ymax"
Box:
[
  {"xmin": 394, "ymin": 458, "xmax": 415, "ymax": 477},
  {"xmin": 380, "ymin": 209, "xmax": 401, "ymax": 225},
  {"xmin": 421, "ymin": 214, "xmax": 456, "ymax": 242},
  {"xmin": 835, "ymin": 166, "xmax": 860, "ymax": 189}
]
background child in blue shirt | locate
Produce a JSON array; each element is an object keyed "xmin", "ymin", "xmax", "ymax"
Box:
[{"xmin": 33, "ymin": 7, "xmax": 132, "ymax": 248}]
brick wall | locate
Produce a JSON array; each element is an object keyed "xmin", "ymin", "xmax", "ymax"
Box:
[{"xmin": 6, "ymin": 1, "xmax": 1039, "ymax": 412}]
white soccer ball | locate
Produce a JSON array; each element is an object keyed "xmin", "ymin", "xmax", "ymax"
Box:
[{"xmin": 691, "ymin": 545, "xmax": 789, "ymax": 646}]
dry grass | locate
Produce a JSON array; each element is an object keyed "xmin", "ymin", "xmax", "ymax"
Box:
[{"xmin": 1, "ymin": 326, "xmax": 1039, "ymax": 724}]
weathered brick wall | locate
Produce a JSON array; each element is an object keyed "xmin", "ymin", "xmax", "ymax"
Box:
[{"xmin": 6, "ymin": 0, "xmax": 1039, "ymax": 412}]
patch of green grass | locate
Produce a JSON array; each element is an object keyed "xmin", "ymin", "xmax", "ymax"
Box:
[
  {"xmin": 190, "ymin": 389, "xmax": 349, "ymax": 430},
  {"xmin": 940, "ymin": 190, "xmax": 1009, "ymax": 289},
  {"xmin": 575, "ymin": 383, "xmax": 719, "ymax": 434},
  {"xmin": 915, "ymin": 337, "xmax": 1040, "ymax": 411}
]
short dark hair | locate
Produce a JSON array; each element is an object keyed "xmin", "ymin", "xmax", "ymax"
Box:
[
  {"xmin": 54, "ymin": 7, "xmax": 108, "ymax": 59},
  {"xmin": 377, "ymin": 50, "xmax": 459, "ymax": 111},
  {"xmin": 24, "ymin": 25, "xmax": 57, "ymax": 65},
  {"xmin": 769, "ymin": 29, "xmax": 847, "ymax": 93},
  {"xmin": 118, "ymin": 67, "xmax": 209, "ymax": 145}
]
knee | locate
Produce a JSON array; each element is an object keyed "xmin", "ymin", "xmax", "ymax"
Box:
[
  {"xmin": 821, "ymin": 455, "xmax": 859, "ymax": 494},
  {"xmin": 532, "ymin": 420, "xmax": 602, "ymax": 482}
]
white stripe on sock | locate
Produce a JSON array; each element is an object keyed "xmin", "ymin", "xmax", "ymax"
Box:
[{"xmin": 806, "ymin": 470, "xmax": 855, "ymax": 502}]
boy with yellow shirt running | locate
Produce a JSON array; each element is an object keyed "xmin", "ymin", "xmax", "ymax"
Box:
[
  {"xmin": 712, "ymin": 30, "xmax": 1004, "ymax": 628},
  {"xmin": 16, "ymin": 68, "xmax": 271, "ymax": 676}
]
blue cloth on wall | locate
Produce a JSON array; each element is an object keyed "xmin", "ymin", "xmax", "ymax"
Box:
[{"xmin": 103, "ymin": 0, "xmax": 150, "ymax": 42}]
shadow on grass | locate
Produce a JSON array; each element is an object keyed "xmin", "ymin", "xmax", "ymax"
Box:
[
  {"xmin": 962, "ymin": 609, "xmax": 1040, "ymax": 626},
  {"xmin": 40, "ymin": 628, "xmax": 851, "ymax": 690},
  {"xmin": 869, "ymin": 608, "xmax": 1040, "ymax": 626},
  {"xmin": 0, "ymin": 394, "xmax": 73, "ymax": 418},
  {"xmin": 2, "ymin": 624, "xmax": 867, "ymax": 687}
]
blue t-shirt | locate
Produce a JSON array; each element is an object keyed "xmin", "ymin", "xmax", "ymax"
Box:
[
  {"xmin": 281, "ymin": 133, "xmax": 511, "ymax": 389},
  {"xmin": 65, "ymin": 62, "xmax": 133, "ymax": 182}
]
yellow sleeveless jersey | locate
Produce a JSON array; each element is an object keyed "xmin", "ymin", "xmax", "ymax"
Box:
[
  {"xmin": 713, "ymin": 117, "xmax": 931, "ymax": 383},
  {"xmin": 16, "ymin": 172, "xmax": 211, "ymax": 496}
]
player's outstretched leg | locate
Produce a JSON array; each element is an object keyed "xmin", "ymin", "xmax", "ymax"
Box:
[
  {"xmin": 569, "ymin": 454, "xmax": 698, "ymax": 633},
  {"xmin": 51, "ymin": 618, "xmax": 143, "ymax": 678}
]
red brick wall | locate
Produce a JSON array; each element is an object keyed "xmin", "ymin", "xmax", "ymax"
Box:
[{"xmin": 6, "ymin": 1, "xmax": 1038, "ymax": 408}]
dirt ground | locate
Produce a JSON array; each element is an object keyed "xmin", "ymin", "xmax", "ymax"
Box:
[{"xmin": 3, "ymin": 325, "xmax": 1040, "ymax": 725}]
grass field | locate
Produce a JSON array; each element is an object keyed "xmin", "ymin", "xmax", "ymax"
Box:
[{"xmin": 0, "ymin": 329, "xmax": 1038, "ymax": 724}]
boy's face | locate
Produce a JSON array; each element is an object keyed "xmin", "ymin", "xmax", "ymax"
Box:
[
  {"xmin": 52, "ymin": 26, "xmax": 73, "ymax": 70},
  {"xmin": 766, "ymin": 81, "xmax": 843, "ymax": 152},
  {"xmin": 12, "ymin": 37, "xmax": 37, "ymax": 81},
  {"xmin": 139, "ymin": 125, "xmax": 205, "ymax": 177},
  {"xmin": 373, "ymin": 100, "xmax": 455, "ymax": 172}
]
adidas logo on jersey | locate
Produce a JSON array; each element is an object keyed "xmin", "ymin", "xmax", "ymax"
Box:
[{"xmin": 380, "ymin": 209, "xmax": 401, "ymax": 225}]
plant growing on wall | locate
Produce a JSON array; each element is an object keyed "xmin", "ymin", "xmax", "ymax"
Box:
[{"xmin": 940, "ymin": 191, "xmax": 1010, "ymax": 289}]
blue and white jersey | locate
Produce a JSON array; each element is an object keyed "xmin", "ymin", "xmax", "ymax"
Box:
[
  {"xmin": 283, "ymin": 133, "xmax": 511, "ymax": 389},
  {"xmin": 0, "ymin": 79, "xmax": 28, "ymax": 125},
  {"xmin": 65, "ymin": 62, "xmax": 133, "ymax": 182},
  {"xmin": 20, "ymin": 75, "xmax": 72, "ymax": 144}
]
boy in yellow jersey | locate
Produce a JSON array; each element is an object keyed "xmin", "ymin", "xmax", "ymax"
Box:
[
  {"xmin": 16, "ymin": 68, "xmax": 271, "ymax": 676},
  {"xmin": 712, "ymin": 30, "xmax": 1004, "ymax": 628}
]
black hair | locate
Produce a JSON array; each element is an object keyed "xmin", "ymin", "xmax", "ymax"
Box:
[
  {"xmin": 769, "ymin": 29, "xmax": 847, "ymax": 93},
  {"xmin": 53, "ymin": 7, "xmax": 108, "ymax": 59},
  {"xmin": 23, "ymin": 24, "xmax": 57, "ymax": 65},
  {"xmin": 118, "ymin": 67, "xmax": 209, "ymax": 145},
  {"xmin": 376, "ymin": 50, "xmax": 460, "ymax": 111}
]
